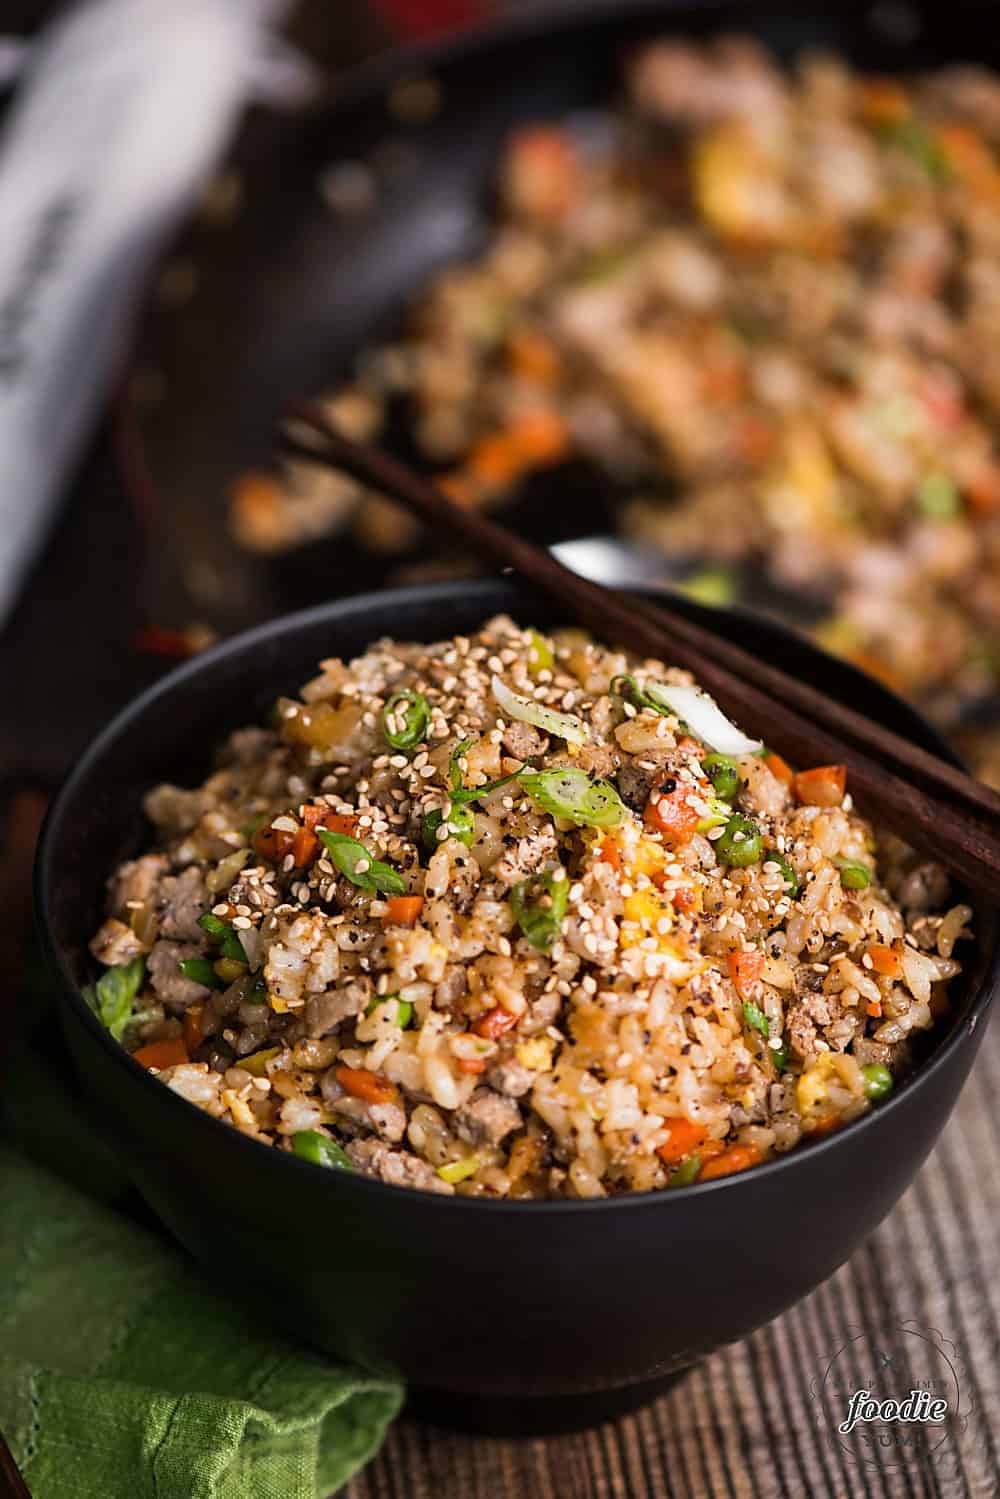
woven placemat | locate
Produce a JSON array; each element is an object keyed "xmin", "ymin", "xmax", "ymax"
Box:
[{"xmin": 348, "ymin": 1013, "xmax": 999, "ymax": 1499}]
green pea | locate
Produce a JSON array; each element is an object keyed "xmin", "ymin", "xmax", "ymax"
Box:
[
  {"xmin": 667, "ymin": 1154, "xmax": 702, "ymax": 1188},
  {"xmin": 703, "ymin": 753, "xmax": 740, "ymax": 801},
  {"xmin": 422, "ymin": 804, "xmax": 476, "ymax": 852},
  {"xmin": 292, "ymin": 1130, "xmax": 354, "ymax": 1171},
  {"xmin": 916, "ymin": 471, "xmax": 960, "ymax": 519},
  {"xmin": 862, "ymin": 1064, "xmax": 894, "ymax": 1102},
  {"xmin": 767, "ymin": 853, "xmax": 799, "ymax": 897},
  {"xmin": 715, "ymin": 814, "xmax": 762, "ymax": 868},
  {"xmin": 837, "ymin": 860, "xmax": 872, "ymax": 890}
]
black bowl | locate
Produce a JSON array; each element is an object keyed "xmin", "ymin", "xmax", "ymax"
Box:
[{"xmin": 35, "ymin": 580, "xmax": 998, "ymax": 1433}]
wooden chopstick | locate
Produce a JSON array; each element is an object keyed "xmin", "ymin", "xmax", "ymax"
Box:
[{"xmin": 280, "ymin": 403, "xmax": 1000, "ymax": 896}]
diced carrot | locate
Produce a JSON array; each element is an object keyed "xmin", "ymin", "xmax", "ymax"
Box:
[
  {"xmin": 182, "ymin": 1004, "xmax": 204, "ymax": 1053},
  {"xmin": 735, "ymin": 416, "xmax": 777, "ymax": 468},
  {"xmin": 936, "ymin": 124, "xmax": 1000, "ymax": 195},
  {"xmin": 655, "ymin": 1117, "xmax": 708, "ymax": 1167},
  {"xmin": 437, "ymin": 472, "xmax": 478, "ymax": 508},
  {"xmin": 467, "ymin": 433, "xmax": 523, "ymax": 490},
  {"xmin": 508, "ymin": 409, "xmax": 570, "ymax": 467},
  {"xmin": 643, "ymin": 781, "xmax": 701, "ymax": 846},
  {"xmin": 132, "ymin": 1037, "xmax": 189, "ymax": 1071},
  {"xmin": 792, "ymin": 764, "xmax": 846, "ymax": 807},
  {"xmin": 505, "ymin": 126, "xmax": 580, "ymax": 221},
  {"xmin": 506, "ymin": 329, "xmax": 561, "ymax": 385},
  {"xmin": 921, "ymin": 368, "xmax": 964, "ymax": 431},
  {"xmin": 698, "ymin": 1139, "xmax": 726, "ymax": 1163},
  {"xmin": 672, "ymin": 886, "xmax": 698, "ymax": 912},
  {"xmin": 866, "ymin": 1000, "xmax": 883, "ymax": 1019},
  {"xmin": 457, "ymin": 1057, "xmax": 488, "ymax": 1075},
  {"xmin": 856, "ymin": 78, "xmax": 910, "ymax": 126},
  {"xmin": 335, "ymin": 1065, "xmax": 397, "ymax": 1105},
  {"xmin": 300, "ymin": 804, "xmax": 326, "ymax": 830},
  {"xmin": 597, "ymin": 837, "xmax": 621, "ymax": 871},
  {"xmin": 727, "ymin": 949, "xmax": 764, "ymax": 1000},
  {"xmin": 698, "ymin": 1143, "xmax": 763, "ymax": 1181},
  {"xmin": 322, "ymin": 811, "xmax": 359, "ymax": 836},
  {"xmin": 384, "ymin": 895, "xmax": 424, "ymax": 927},
  {"xmin": 702, "ymin": 353, "xmax": 746, "ymax": 403},
  {"xmin": 677, "ymin": 735, "xmax": 706, "ymax": 760},
  {"xmin": 809, "ymin": 1113, "xmax": 843, "ymax": 1138},
  {"xmin": 253, "ymin": 823, "xmax": 296, "ymax": 862},
  {"xmin": 764, "ymin": 751, "xmax": 794, "ymax": 785},
  {"xmin": 230, "ymin": 470, "xmax": 284, "ymax": 536},
  {"xmin": 292, "ymin": 827, "xmax": 319, "ymax": 867},
  {"xmin": 966, "ymin": 462, "xmax": 1000, "ymax": 514},
  {"xmin": 847, "ymin": 649, "xmax": 905, "ymax": 694},
  {"xmin": 867, "ymin": 943, "xmax": 902, "ymax": 979},
  {"xmin": 474, "ymin": 1006, "xmax": 521, "ymax": 1041}
]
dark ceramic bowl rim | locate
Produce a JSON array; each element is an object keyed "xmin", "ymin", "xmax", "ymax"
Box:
[{"xmin": 36, "ymin": 578, "xmax": 999, "ymax": 1215}]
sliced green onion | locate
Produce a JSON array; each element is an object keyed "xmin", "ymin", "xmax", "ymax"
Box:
[
  {"xmin": 437, "ymin": 1154, "xmax": 480, "ymax": 1185},
  {"xmin": 519, "ymin": 768, "xmax": 627, "ymax": 828},
  {"xmin": 696, "ymin": 793, "xmax": 732, "ymax": 834},
  {"xmin": 743, "ymin": 1001, "xmax": 770, "ymax": 1040},
  {"xmin": 882, "ymin": 119, "xmax": 951, "ymax": 182},
  {"xmin": 861, "ymin": 1063, "xmax": 894, "ymax": 1101},
  {"xmin": 422, "ymin": 805, "xmax": 476, "ymax": 851},
  {"xmin": 197, "ymin": 911, "xmax": 248, "ymax": 964},
  {"xmin": 491, "ymin": 674, "xmax": 588, "ymax": 746},
  {"xmin": 446, "ymin": 737, "xmax": 526, "ymax": 806},
  {"xmin": 667, "ymin": 1154, "xmax": 702, "ymax": 1188},
  {"xmin": 317, "ymin": 828, "xmax": 406, "ymax": 896},
  {"xmin": 767, "ymin": 854, "xmax": 799, "ymax": 897},
  {"xmin": 715, "ymin": 814, "xmax": 762, "ymax": 867},
  {"xmin": 703, "ymin": 753, "xmax": 740, "ymax": 801},
  {"xmin": 178, "ymin": 957, "xmax": 226, "ymax": 990},
  {"xmin": 610, "ymin": 675, "xmax": 665, "ymax": 714},
  {"xmin": 240, "ymin": 1046, "xmax": 280, "ymax": 1078},
  {"xmin": 836, "ymin": 859, "xmax": 872, "ymax": 890},
  {"xmin": 916, "ymin": 471, "xmax": 960, "ymax": 519},
  {"xmin": 511, "ymin": 868, "xmax": 570, "ymax": 952},
  {"xmin": 292, "ymin": 1130, "xmax": 354, "ymax": 1171},
  {"xmin": 527, "ymin": 629, "xmax": 554, "ymax": 676},
  {"xmin": 641, "ymin": 682, "xmax": 763, "ymax": 756},
  {"xmin": 771, "ymin": 1043, "xmax": 789, "ymax": 1074},
  {"xmin": 381, "ymin": 690, "xmax": 430, "ymax": 752},
  {"xmin": 365, "ymin": 994, "xmax": 414, "ymax": 1029},
  {"xmin": 240, "ymin": 812, "xmax": 269, "ymax": 842},
  {"xmin": 83, "ymin": 956, "xmax": 146, "ymax": 1042}
]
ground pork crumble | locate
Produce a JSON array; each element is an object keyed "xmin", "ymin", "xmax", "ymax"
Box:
[{"xmin": 87, "ymin": 615, "xmax": 971, "ymax": 1197}]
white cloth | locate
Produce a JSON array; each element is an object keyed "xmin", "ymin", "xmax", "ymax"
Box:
[{"xmin": 0, "ymin": 0, "xmax": 310, "ymax": 626}]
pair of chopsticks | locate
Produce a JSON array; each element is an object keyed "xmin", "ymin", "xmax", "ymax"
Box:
[{"xmin": 281, "ymin": 402, "xmax": 1000, "ymax": 897}]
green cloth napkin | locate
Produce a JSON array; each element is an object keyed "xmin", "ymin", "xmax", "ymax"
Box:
[{"xmin": 0, "ymin": 986, "xmax": 403, "ymax": 1499}]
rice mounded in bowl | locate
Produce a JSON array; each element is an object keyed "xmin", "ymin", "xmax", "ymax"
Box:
[{"xmin": 87, "ymin": 616, "xmax": 972, "ymax": 1197}]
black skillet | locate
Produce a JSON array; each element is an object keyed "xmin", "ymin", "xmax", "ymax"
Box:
[{"xmin": 122, "ymin": 0, "xmax": 1000, "ymax": 644}]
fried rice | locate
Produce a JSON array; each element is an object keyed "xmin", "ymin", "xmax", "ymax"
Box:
[
  {"xmin": 231, "ymin": 36, "xmax": 1000, "ymax": 777},
  {"xmin": 85, "ymin": 616, "xmax": 972, "ymax": 1197}
]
